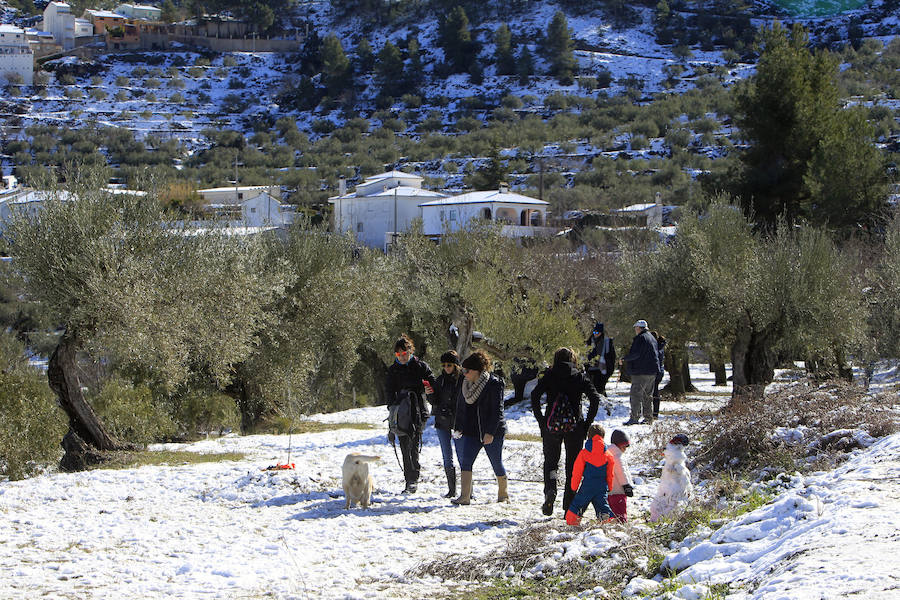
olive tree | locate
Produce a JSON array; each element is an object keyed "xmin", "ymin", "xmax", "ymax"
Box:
[{"xmin": 5, "ymin": 180, "xmax": 279, "ymax": 469}]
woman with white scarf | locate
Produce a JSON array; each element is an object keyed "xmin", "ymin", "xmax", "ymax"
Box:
[{"xmin": 450, "ymin": 350, "xmax": 507, "ymax": 505}]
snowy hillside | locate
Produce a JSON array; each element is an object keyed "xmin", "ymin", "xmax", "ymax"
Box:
[{"xmin": 1, "ymin": 363, "xmax": 897, "ymax": 599}]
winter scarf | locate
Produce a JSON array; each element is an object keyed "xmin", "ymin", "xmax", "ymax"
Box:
[{"xmin": 462, "ymin": 371, "xmax": 489, "ymax": 405}]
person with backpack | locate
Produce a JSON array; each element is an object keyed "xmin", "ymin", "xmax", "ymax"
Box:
[
  {"xmin": 385, "ymin": 334, "xmax": 438, "ymax": 494},
  {"xmin": 565, "ymin": 423, "xmax": 616, "ymax": 526},
  {"xmin": 433, "ymin": 350, "xmax": 462, "ymax": 498},
  {"xmin": 450, "ymin": 350, "xmax": 507, "ymax": 505},
  {"xmin": 585, "ymin": 322, "xmax": 616, "ymax": 396},
  {"xmin": 530, "ymin": 347, "xmax": 603, "ymax": 516}
]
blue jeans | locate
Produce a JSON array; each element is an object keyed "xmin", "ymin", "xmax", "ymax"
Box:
[
  {"xmin": 569, "ymin": 483, "xmax": 612, "ymax": 519},
  {"xmin": 457, "ymin": 432, "xmax": 506, "ymax": 476},
  {"xmin": 435, "ymin": 427, "xmax": 458, "ymax": 470}
]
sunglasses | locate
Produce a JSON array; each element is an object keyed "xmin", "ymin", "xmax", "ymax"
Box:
[
  {"xmin": 395, "ymin": 351, "xmax": 409, "ymax": 357},
  {"xmin": 441, "ymin": 362, "xmax": 456, "ymax": 367}
]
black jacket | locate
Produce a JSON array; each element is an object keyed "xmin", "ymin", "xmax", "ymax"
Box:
[
  {"xmin": 586, "ymin": 335, "xmax": 616, "ymax": 376},
  {"xmin": 454, "ymin": 375, "xmax": 506, "ymax": 439},
  {"xmin": 385, "ymin": 356, "xmax": 437, "ymax": 429},
  {"xmin": 530, "ymin": 361, "xmax": 601, "ymax": 434},
  {"xmin": 432, "ymin": 370, "xmax": 461, "ymax": 431},
  {"xmin": 623, "ymin": 330, "xmax": 660, "ymax": 375}
]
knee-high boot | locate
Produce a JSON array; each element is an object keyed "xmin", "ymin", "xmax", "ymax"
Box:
[
  {"xmin": 451, "ymin": 471, "xmax": 472, "ymax": 505},
  {"xmin": 496, "ymin": 475, "xmax": 509, "ymax": 502},
  {"xmin": 444, "ymin": 466, "xmax": 456, "ymax": 498}
]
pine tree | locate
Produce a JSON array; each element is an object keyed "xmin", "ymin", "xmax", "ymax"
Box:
[
  {"xmin": 545, "ymin": 11, "xmax": 576, "ymax": 85},
  {"xmin": 161, "ymin": 0, "xmax": 177, "ymax": 23},
  {"xmin": 356, "ymin": 38, "xmax": 375, "ymax": 74},
  {"xmin": 494, "ymin": 24, "xmax": 516, "ymax": 76},
  {"xmin": 517, "ymin": 46, "xmax": 534, "ymax": 85},
  {"xmin": 734, "ymin": 22, "xmax": 888, "ymax": 230},
  {"xmin": 376, "ymin": 41, "xmax": 405, "ymax": 96},
  {"xmin": 405, "ymin": 36, "xmax": 424, "ymax": 90},
  {"xmin": 321, "ymin": 34, "xmax": 351, "ymax": 95},
  {"xmin": 439, "ymin": 6, "xmax": 476, "ymax": 74}
]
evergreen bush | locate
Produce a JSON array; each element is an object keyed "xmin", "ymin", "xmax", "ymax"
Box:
[{"xmin": 90, "ymin": 378, "xmax": 176, "ymax": 446}]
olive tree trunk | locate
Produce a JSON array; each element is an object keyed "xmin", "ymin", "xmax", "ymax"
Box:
[
  {"xmin": 730, "ymin": 312, "xmax": 776, "ymax": 399},
  {"xmin": 48, "ymin": 332, "xmax": 125, "ymax": 470},
  {"xmin": 663, "ymin": 342, "xmax": 696, "ymax": 395},
  {"xmin": 710, "ymin": 361, "xmax": 728, "ymax": 386}
]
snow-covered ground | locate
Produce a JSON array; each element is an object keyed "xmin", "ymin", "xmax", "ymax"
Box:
[{"xmin": 0, "ymin": 364, "xmax": 897, "ymax": 599}]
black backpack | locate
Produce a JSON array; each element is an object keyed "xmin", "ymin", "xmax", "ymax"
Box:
[
  {"xmin": 546, "ymin": 390, "xmax": 578, "ymax": 434},
  {"xmin": 388, "ymin": 390, "xmax": 418, "ymax": 437}
]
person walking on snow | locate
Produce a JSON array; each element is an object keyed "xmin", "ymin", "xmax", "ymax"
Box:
[
  {"xmin": 565, "ymin": 423, "xmax": 616, "ymax": 526},
  {"xmin": 433, "ymin": 350, "xmax": 462, "ymax": 498},
  {"xmin": 622, "ymin": 320, "xmax": 660, "ymax": 425},
  {"xmin": 531, "ymin": 347, "xmax": 603, "ymax": 516},
  {"xmin": 650, "ymin": 331, "xmax": 667, "ymax": 419},
  {"xmin": 384, "ymin": 334, "xmax": 438, "ymax": 494},
  {"xmin": 586, "ymin": 321, "xmax": 616, "ymax": 397},
  {"xmin": 451, "ymin": 350, "xmax": 508, "ymax": 505},
  {"xmin": 607, "ymin": 429, "xmax": 634, "ymax": 521}
]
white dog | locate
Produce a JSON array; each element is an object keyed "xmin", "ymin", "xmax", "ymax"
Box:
[
  {"xmin": 342, "ymin": 453, "xmax": 381, "ymax": 509},
  {"xmin": 650, "ymin": 434, "xmax": 693, "ymax": 522}
]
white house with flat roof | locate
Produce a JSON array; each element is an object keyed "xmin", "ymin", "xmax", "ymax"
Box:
[
  {"xmin": 196, "ymin": 186, "xmax": 293, "ymax": 227},
  {"xmin": 114, "ymin": 3, "xmax": 162, "ymax": 20},
  {"xmin": 610, "ymin": 202, "xmax": 663, "ymax": 228},
  {"xmin": 419, "ymin": 184, "xmax": 553, "ymax": 240},
  {"xmin": 0, "ymin": 24, "xmax": 33, "ymax": 85},
  {"xmin": 328, "ymin": 171, "xmax": 447, "ymax": 250},
  {"xmin": 42, "ymin": 2, "xmax": 75, "ymax": 49}
]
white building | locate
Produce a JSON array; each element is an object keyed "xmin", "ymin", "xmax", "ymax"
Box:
[
  {"xmin": 198, "ymin": 185, "xmax": 279, "ymax": 205},
  {"xmin": 41, "ymin": 2, "xmax": 94, "ymax": 50},
  {"xmin": 610, "ymin": 203, "xmax": 663, "ymax": 228},
  {"xmin": 114, "ymin": 3, "xmax": 162, "ymax": 20},
  {"xmin": 419, "ymin": 185, "xmax": 553, "ymax": 240},
  {"xmin": 42, "ymin": 2, "xmax": 76, "ymax": 49},
  {"xmin": 0, "ymin": 24, "xmax": 33, "ymax": 85},
  {"xmin": 328, "ymin": 171, "xmax": 447, "ymax": 250},
  {"xmin": 197, "ymin": 186, "xmax": 294, "ymax": 227}
]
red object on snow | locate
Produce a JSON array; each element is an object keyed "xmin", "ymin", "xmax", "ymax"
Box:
[{"xmin": 262, "ymin": 463, "xmax": 295, "ymax": 471}]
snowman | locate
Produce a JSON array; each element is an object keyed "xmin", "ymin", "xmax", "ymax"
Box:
[{"xmin": 649, "ymin": 433, "xmax": 693, "ymax": 522}]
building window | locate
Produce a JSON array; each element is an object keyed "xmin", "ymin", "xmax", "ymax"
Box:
[
  {"xmin": 250, "ymin": 207, "xmax": 256, "ymax": 213},
  {"xmin": 439, "ymin": 210, "xmax": 445, "ymax": 222},
  {"xmin": 482, "ymin": 207, "xmax": 492, "ymax": 220},
  {"xmin": 357, "ymin": 222, "xmax": 364, "ymax": 232},
  {"xmin": 449, "ymin": 210, "xmax": 457, "ymax": 222},
  {"xmin": 237, "ymin": 193, "xmax": 243, "ymax": 200}
]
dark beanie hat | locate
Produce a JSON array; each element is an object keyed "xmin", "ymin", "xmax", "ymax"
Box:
[
  {"xmin": 440, "ymin": 350, "xmax": 460, "ymax": 365},
  {"xmin": 611, "ymin": 429, "xmax": 630, "ymax": 446},
  {"xmin": 461, "ymin": 352, "xmax": 489, "ymax": 372},
  {"xmin": 669, "ymin": 433, "xmax": 689, "ymax": 446}
]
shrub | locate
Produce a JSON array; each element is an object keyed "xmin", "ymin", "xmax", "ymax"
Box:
[
  {"xmin": 64, "ymin": 88, "xmax": 83, "ymax": 99},
  {"xmin": 173, "ymin": 390, "xmax": 240, "ymax": 437},
  {"xmin": 0, "ymin": 367, "xmax": 66, "ymax": 480},
  {"xmin": 90, "ymin": 377, "xmax": 175, "ymax": 445}
]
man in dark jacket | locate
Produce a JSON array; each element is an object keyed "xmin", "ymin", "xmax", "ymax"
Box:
[
  {"xmin": 586, "ymin": 321, "xmax": 616, "ymax": 396},
  {"xmin": 385, "ymin": 334, "xmax": 438, "ymax": 494},
  {"xmin": 621, "ymin": 320, "xmax": 660, "ymax": 425},
  {"xmin": 531, "ymin": 347, "xmax": 602, "ymax": 516}
]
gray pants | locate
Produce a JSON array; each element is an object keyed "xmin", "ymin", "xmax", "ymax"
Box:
[{"xmin": 629, "ymin": 374, "xmax": 656, "ymax": 421}]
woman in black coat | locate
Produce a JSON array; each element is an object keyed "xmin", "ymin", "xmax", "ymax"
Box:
[
  {"xmin": 530, "ymin": 347, "xmax": 602, "ymax": 516},
  {"xmin": 384, "ymin": 334, "xmax": 437, "ymax": 494},
  {"xmin": 451, "ymin": 350, "xmax": 507, "ymax": 505},
  {"xmin": 432, "ymin": 350, "xmax": 462, "ymax": 497}
]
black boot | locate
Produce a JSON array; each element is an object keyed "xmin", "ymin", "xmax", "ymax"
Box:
[
  {"xmin": 444, "ymin": 467, "xmax": 457, "ymax": 498},
  {"xmin": 541, "ymin": 491, "xmax": 555, "ymax": 516}
]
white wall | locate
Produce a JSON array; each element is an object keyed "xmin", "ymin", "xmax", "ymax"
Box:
[
  {"xmin": 43, "ymin": 2, "xmax": 75, "ymax": 50},
  {"xmin": 421, "ymin": 203, "xmax": 546, "ymax": 236},
  {"xmin": 333, "ymin": 195, "xmax": 423, "ymax": 249},
  {"xmin": 242, "ymin": 193, "xmax": 292, "ymax": 227}
]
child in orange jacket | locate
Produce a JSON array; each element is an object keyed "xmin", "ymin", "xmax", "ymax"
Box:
[{"xmin": 565, "ymin": 423, "xmax": 616, "ymax": 526}]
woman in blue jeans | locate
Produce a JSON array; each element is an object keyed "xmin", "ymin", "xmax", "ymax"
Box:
[
  {"xmin": 451, "ymin": 350, "xmax": 508, "ymax": 505},
  {"xmin": 432, "ymin": 350, "xmax": 463, "ymax": 497}
]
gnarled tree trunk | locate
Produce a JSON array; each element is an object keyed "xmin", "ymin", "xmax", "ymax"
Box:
[
  {"xmin": 710, "ymin": 361, "xmax": 728, "ymax": 386},
  {"xmin": 663, "ymin": 342, "xmax": 696, "ymax": 395},
  {"xmin": 48, "ymin": 332, "xmax": 125, "ymax": 471},
  {"xmin": 730, "ymin": 312, "xmax": 776, "ymax": 400}
]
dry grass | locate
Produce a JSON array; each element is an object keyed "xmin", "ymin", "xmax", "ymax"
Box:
[{"xmin": 690, "ymin": 380, "xmax": 899, "ymax": 475}]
